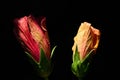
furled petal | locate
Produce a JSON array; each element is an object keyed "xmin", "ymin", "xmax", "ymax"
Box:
[
  {"xmin": 72, "ymin": 22, "xmax": 100, "ymax": 60},
  {"xmin": 27, "ymin": 16, "xmax": 51, "ymax": 59},
  {"xmin": 90, "ymin": 26, "xmax": 100, "ymax": 50},
  {"xmin": 14, "ymin": 16, "xmax": 40, "ymax": 62}
]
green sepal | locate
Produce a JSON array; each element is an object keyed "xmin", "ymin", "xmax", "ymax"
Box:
[
  {"xmin": 72, "ymin": 45, "xmax": 80, "ymax": 63},
  {"xmin": 71, "ymin": 46, "xmax": 94, "ymax": 79},
  {"xmin": 25, "ymin": 48, "xmax": 52, "ymax": 79},
  {"xmin": 50, "ymin": 46, "xmax": 57, "ymax": 58},
  {"xmin": 25, "ymin": 51, "xmax": 40, "ymax": 71},
  {"xmin": 81, "ymin": 49, "xmax": 94, "ymax": 63},
  {"xmin": 71, "ymin": 46, "xmax": 82, "ymax": 78},
  {"xmin": 38, "ymin": 48, "xmax": 52, "ymax": 78}
]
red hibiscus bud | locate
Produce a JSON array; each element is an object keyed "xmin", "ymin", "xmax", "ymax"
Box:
[
  {"xmin": 14, "ymin": 15, "xmax": 50, "ymax": 63},
  {"xmin": 14, "ymin": 15, "xmax": 57, "ymax": 79}
]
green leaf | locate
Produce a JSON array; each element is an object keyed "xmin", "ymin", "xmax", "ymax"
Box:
[{"xmin": 50, "ymin": 46, "xmax": 57, "ymax": 58}]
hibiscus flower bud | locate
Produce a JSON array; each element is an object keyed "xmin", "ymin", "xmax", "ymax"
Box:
[
  {"xmin": 14, "ymin": 15, "xmax": 56, "ymax": 79},
  {"xmin": 71, "ymin": 22, "xmax": 100, "ymax": 79}
]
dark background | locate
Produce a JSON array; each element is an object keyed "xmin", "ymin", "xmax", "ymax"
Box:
[{"xmin": 0, "ymin": 0, "xmax": 119, "ymax": 80}]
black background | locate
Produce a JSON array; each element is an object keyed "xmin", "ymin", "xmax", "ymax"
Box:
[{"xmin": 0, "ymin": 0, "xmax": 119, "ymax": 80}]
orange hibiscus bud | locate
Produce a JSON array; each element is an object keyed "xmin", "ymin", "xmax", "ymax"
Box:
[
  {"xmin": 71, "ymin": 22, "xmax": 100, "ymax": 79},
  {"xmin": 72, "ymin": 22, "xmax": 100, "ymax": 61},
  {"xmin": 14, "ymin": 15, "xmax": 56, "ymax": 79}
]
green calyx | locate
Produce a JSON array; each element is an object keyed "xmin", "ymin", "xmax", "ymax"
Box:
[
  {"xmin": 71, "ymin": 46, "xmax": 94, "ymax": 79},
  {"xmin": 25, "ymin": 46, "xmax": 57, "ymax": 79}
]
